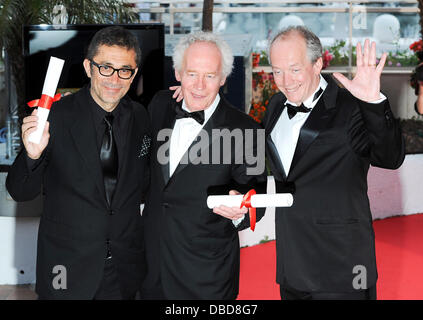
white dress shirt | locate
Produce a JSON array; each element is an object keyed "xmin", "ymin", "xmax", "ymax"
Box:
[
  {"xmin": 271, "ymin": 75, "xmax": 328, "ymax": 175},
  {"xmin": 169, "ymin": 94, "xmax": 245, "ymax": 227},
  {"xmin": 169, "ymin": 94, "xmax": 220, "ymax": 177}
]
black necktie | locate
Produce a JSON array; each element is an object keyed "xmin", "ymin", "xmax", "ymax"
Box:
[
  {"xmin": 285, "ymin": 103, "xmax": 312, "ymax": 119},
  {"xmin": 175, "ymin": 104, "xmax": 205, "ymax": 125},
  {"xmin": 285, "ymin": 87, "xmax": 323, "ymax": 120},
  {"xmin": 100, "ymin": 113, "xmax": 118, "ymax": 205}
]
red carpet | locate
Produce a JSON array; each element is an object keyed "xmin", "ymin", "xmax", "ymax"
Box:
[{"xmin": 238, "ymin": 214, "xmax": 423, "ymax": 300}]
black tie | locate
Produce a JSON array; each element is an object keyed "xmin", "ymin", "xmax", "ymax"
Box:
[
  {"xmin": 285, "ymin": 103, "xmax": 312, "ymax": 119},
  {"xmin": 175, "ymin": 104, "xmax": 205, "ymax": 125},
  {"xmin": 100, "ymin": 113, "xmax": 118, "ymax": 205},
  {"xmin": 285, "ymin": 87, "xmax": 323, "ymax": 119}
]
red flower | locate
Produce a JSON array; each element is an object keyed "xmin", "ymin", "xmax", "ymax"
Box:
[
  {"xmin": 410, "ymin": 40, "xmax": 423, "ymax": 53},
  {"xmin": 322, "ymin": 50, "xmax": 333, "ymax": 69},
  {"xmin": 252, "ymin": 53, "xmax": 261, "ymax": 68}
]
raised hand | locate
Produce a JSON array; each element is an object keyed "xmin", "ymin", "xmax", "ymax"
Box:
[
  {"xmin": 21, "ymin": 109, "xmax": 50, "ymax": 160},
  {"xmin": 333, "ymin": 39, "xmax": 387, "ymax": 103}
]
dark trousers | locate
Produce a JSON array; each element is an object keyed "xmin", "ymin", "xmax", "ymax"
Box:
[
  {"xmin": 93, "ymin": 258, "xmax": 124, "ymax": 300},
  {"xmin": 280, "ymin": 284, "xmax": 377, "ymax": 300}
]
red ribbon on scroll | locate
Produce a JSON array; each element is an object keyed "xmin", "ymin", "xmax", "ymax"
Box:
[
  {"xmin": 27, "ymin": 93, "xmax": 61, "ymax": 109},
  {"xmin": 240, "ymin": 189, "xmax": 257, "ymax": 231}
]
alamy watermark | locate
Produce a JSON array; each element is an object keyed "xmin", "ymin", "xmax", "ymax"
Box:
[
  {"xmin": 352, "ymin": 265, "xmax": 367, "ymax": 290},
  {"xmin": 157, "ymin": 128, "xmax": 265, "ymax": 176},
  {"xmin": 52, "ymin": 265, "xmax": 67, "ymax": 290},
  {"xmin": 352, "ymin": 6, "xmax": 367, "ymax": 30}
]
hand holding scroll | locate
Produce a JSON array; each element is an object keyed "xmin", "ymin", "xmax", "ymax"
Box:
[
  {"xmin": 22, "ymin": 109, "xmax": 50, "ymax": 160},
  {"xmin": 213, "ymin": 190, "xmax": 248, "ymax": 220}
]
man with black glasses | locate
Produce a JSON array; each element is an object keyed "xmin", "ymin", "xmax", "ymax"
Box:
[{"xmin": 6, "ymin": 26, "xmax": 151, "ymax": 300}]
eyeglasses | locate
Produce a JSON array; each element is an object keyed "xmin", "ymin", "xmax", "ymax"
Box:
[{"xmin": 90, "ymin": 59, "xmax": 136, "ymax": 80}]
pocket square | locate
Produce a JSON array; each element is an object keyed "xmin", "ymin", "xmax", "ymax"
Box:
[{"xmin": 138, "ymin": 134, "xmax": 151, "ymax": 158}]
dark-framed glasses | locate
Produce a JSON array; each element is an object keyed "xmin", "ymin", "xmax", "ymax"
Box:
[{"xmin": 90, "ymin": 59, "xmax": 136, "ymax": 80}]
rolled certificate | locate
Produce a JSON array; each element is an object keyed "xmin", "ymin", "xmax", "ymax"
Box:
[
  {"xmin": 28, "ymin": 56, "xmax": 65, "ymax": 144},
  {"xmin": 207, "ymin": 193, "xmax": 293, "ymax": 209}
]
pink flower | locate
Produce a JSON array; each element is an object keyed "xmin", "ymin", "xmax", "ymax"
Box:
[{"xmin": 322, "ymin": 50, "xmax": 334, "ymax": 69}]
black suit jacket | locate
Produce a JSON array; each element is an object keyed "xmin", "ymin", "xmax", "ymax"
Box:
[
  {"xmin": 263, "ymin": 75, "xmax": 405, "ymax": 293},
  {"xmin": 142, "ymin": 90, "xmax": 267, "ymax": 299},
  {"xmin": 6, "ymin": 87, "xmax": 151, "ymax": 299}
]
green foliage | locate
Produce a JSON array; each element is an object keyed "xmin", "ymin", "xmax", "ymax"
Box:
[
  {"xmin": 326, "ymin": 40, "xmax": 351, "ymax": 66},
  {"xmin": 42, "ymin": 0, "xmax": 139, "ymax": 24},
  {"xmin": 258, "ymin": 50, "xmax": 269, "ymax": 66},
  {"xmin": 259, "ymin": 235, "xmax": 271, "ymax": 244},
  {"xmin": 385, "ymin": 50, "xmax": 419, "ymax": 67},
  {"xmin": 252, "ymin": 50, "xmax": 269, "ymax": 67},
  {"xmin": 325, "ymin": 39, "xmax": 417, "ymax": 67}
]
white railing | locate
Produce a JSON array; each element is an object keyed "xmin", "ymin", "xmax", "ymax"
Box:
[{"xmin": 129, "ymin": 1, "xmax": 420, "ymax": 75}]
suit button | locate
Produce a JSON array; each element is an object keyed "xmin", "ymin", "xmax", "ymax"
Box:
[
  {"xmin": 109, "ymin": 210, "xmax": 114, "ymax": 215},
  {"xmin": 163, "ymin": 203, "xmax": 169, "ymax": 208}
]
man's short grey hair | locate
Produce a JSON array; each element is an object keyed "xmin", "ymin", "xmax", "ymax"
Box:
[
  {"xmin": 172, "ymin": 31, "xmax": 234, "ymax": 78},
  {"xmin": 269, "ymin": 26, "xmax": 323, "ymax": 64}
]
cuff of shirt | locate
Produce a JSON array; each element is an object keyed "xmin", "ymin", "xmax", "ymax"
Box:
[
  {"xmin": 367, "ymin": 93, "xmax": 387, "ymax": 104},
  {"xmin": 232, "ymin": 214, "xmax": 245, "ymax": 227}
]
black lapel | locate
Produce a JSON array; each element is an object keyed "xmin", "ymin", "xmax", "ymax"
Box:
[
  {"xmin": 160, "ymin": 99, "xmax": 178, "ymax": 186},
  {"xmin": 266, "ymin": 93, "xmax": 286, "ymax": 134},
  {"xmin": 289, "ymin": 76, "xmax": 338, "ymax": 176},
  {"xmin": 68, "ymin": 90, "xmax": 105, "ymax": 201},
  {"xmin": 264, "ymin": 93, "xmax": 287, "ymax": 179},
  {"xmin": 266, "ymin": 136, "xmax": 286, "ymax": 180}
]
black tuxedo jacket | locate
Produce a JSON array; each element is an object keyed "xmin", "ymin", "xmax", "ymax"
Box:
[
  {"xmin": 142, "ymin": 90, "xmax": 267, "ymax": 299},
  {"xmin": 6, "ymin": 87, "xmax": 151, "ymax": 299},
  {"xmin": 263, "ymin": 75, "xmax": 405, "ymax": 293}
]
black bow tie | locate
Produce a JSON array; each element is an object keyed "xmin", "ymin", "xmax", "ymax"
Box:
[
  {"xmin": 285, "ymin": 103, "xmax": 311, "ymax": 119},
  {"xmin": 285, "ymin": 87, "xmax": 323, "ymax": 120},
  {"xmin": 175, "ymin": 104, "xmax": 205, "ymax": 125}
]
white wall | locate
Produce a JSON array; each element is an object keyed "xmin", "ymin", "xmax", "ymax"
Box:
[
  {"xmin": 380, "ymin": 73, "xmax": 422, "ymax": 120},
  {"xmin": 369, "ymin": 154, "xmax": 423, "ymax": 219},
  {"xmin": 0, "ymin": 217, "xmax": 38, "ymax": 284},
  {"xmin": 0, "ymin": 171, "xmax": 42, "ymax": 285},
  {"xmin": 1, "ymin": 154, "xmax": 423, "ymax": 284}
]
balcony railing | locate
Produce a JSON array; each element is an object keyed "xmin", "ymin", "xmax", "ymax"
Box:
[{"xmin": 130, "ymin": 0, "xmax": 420, "ymax": 76}]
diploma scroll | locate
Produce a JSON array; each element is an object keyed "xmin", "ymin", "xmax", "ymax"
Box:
[
  {"xmin": 207, "ymin": 193, "xmax": 293, "ymax": 209},
  {"xmin": 28, "ymin": 56, "xmax": 65, "ymax": 144}
]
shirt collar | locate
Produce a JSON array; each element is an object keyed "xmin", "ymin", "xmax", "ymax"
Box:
[{"xmin": 182, "ymin": 93, "xmax": 220, "ymax": 124}]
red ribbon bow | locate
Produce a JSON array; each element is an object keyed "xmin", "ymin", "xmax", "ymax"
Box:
[
  {"xmin": 240, "ymin": 189, "xmax": 257, "ymax": 231},
  {"xmin": 27, "ymin": 93, "xmax": 61, "ymax": 110}
]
